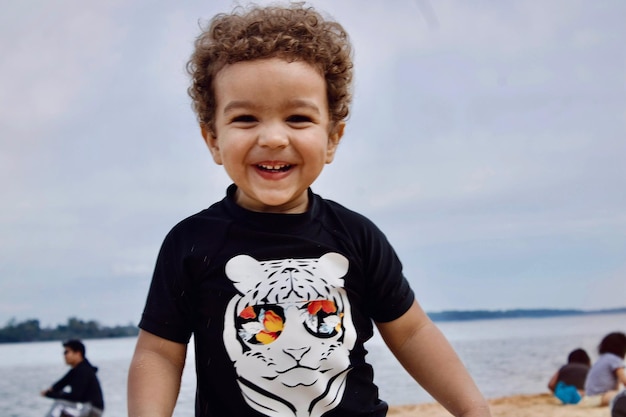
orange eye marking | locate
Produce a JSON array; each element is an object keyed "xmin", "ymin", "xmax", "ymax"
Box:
[
  {"xmin": 239, "ymin": 306, "xmax": 256, "ymax": 319},
  {"xmin": 263, "ymin": 310, "xmax": 284, "ymax": 332},
  {"xmin": 307, "ymin": 300, "xmax": 337, "ymax": 315},
  {"xmin": 256, "ymin": 331, "xmax": 278, "ymax": 344}
]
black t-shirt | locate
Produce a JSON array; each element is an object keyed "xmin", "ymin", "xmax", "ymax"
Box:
[{"xmin": 139, "ymin": 185, "xmax": 415, "ymax": 417}]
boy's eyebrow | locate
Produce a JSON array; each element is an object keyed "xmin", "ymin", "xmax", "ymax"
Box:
[
  {"xmin": 285, "ymin": 99, "xmax": 322, "ymax": 114},
  {"xmin": 222, "ymin": 100, "xmax": 252, "ymax": 114},
  {"xmin": 222, "ymin": 99, "xmax": 322, "ymax": 114}
]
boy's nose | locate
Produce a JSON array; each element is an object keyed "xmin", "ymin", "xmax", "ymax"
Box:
[{"xmin": 257, "ymin": 123, "xmax": 289, "ymax": 148}]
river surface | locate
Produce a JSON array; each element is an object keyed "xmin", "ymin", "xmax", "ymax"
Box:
[{"xmin": 1, "ymin": 312, "xmax": 624, "ymax": 417}]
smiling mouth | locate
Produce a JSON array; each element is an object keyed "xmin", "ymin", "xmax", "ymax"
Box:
[{"xmin": 257, "ymin": 163, "xmax": 292, "ymax": 172}]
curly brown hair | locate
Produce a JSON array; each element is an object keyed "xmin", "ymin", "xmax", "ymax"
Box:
[{"xmin": 186, "ymin": 3, "xmax": 353, "ymax": 135}]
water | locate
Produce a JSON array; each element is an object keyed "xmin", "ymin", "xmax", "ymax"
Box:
[
  {"xmin": 1, "ymin": 313, "xmax": 624, "ymax": 417},
  {"xmin": 371, "ymin": 312, "xmax": 626, "ymax": 404}
]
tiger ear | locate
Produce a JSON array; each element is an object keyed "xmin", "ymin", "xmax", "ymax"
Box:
[
  {"xmin": 318, "ymin": 253, "xmax": 349, "ymax": 286},
  {"xmin": 225, "ymin": 255, "xmax": 264, "ymax": 293}
]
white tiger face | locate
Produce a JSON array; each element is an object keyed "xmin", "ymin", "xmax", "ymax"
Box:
[{"xmin": 223, "ymin": 252, "xmax": 357, "ymax": 417}]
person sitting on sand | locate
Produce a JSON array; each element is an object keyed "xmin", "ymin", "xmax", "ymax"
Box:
[
  {"xmin": 584, "ymin": 332, "xmax": 626, "ymax": 406},
  {"xmin": 548, "ymin": 348, "xmax": 591, "ymax": 404}
]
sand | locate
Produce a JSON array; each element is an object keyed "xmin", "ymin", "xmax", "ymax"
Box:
[{"xmin": 387, "ymin": 392, "xmax": 611, "ymax": 417}]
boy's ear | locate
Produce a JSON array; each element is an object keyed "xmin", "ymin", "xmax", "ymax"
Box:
[
  {"xmin": 201, "ymin": 124, "xmax": 223, "ymax": 165},
  {"xmin": 325, "ymin": 121, "xmax": 345, "ymax": 164}
]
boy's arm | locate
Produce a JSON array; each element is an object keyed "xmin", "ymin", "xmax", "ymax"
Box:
[
  {"xmin": 376, "ymin": 300, "xmax": 492, "ymax": 417},
  {"xmin": 128, "ymin": 329, "xmax": 187, "ymax": 417}
]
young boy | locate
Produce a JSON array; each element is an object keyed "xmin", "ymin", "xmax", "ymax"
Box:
[{"xmin": 128, "ymin": 4, "xmax": 492, "ymax": 417}]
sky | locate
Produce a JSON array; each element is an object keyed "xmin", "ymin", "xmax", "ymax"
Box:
[{"xmin": 1, "ymin": 0, "xmax": 625, "ymax": 327}]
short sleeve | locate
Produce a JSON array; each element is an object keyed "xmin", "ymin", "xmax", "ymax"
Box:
[
  {"xmin": 364, "ymin": 229, "xmax": 414, "ymax": 323},
  {"xmin": 138, "ymin": 228, "xmax": 195, "ymax": 344},
  {"xmin": 343, "ymin": 212, "xmax": 414, "ymax": 323},
  {"xmin": 609, "ymin": 355, "xmax": 625, "ymax": 371}
]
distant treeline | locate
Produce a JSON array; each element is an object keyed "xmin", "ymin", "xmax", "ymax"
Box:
[
  {"xmin": 0, "ymin": 317, "xmax": 138, "ymax": 344},
  {"xmin": 428, "ymin": 307, "xmax": 626, "ymax": 322},
  {"xmin": 2, "ymin": 307, "xmax": 625, "ymax": 343}
]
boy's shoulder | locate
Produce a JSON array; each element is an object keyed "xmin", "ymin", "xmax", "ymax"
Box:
[
  {"xmin": 161, "ymin": 198, "xmax": 232, "ymax": 242},
  {"xmin": 321, "ymin": 196, "xmax": 375, "ymax": 225}
]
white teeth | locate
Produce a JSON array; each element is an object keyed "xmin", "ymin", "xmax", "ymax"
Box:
[{"xmin": 259, "ymin": 164, "xmax": 290, "ymax": 170}]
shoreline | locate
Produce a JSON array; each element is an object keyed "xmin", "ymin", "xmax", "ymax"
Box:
[{"xmin": 387, "ymin": 392, "xmax": 609, "ymax": 416}]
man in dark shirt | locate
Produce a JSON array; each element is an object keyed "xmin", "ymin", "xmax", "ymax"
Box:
[{"xmin": 41, "ymin": 339, "xmax": 105, "ymax": 416}]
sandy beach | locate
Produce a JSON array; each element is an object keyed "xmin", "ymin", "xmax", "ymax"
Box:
[{"xmin": 388, "ymin": 392, "xmax": 611, "ymax": 416}]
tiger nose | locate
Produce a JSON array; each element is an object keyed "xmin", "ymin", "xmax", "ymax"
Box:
[{"xmin": 284, "ymin": 346, "xmax": 311, "ymax": 362}]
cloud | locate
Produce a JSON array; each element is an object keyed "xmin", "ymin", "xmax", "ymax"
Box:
[
  {"xmin": 1, "ymin": 0, "xmax": 625, "ymax": 326},
  {"xmin": 0, "ymin": 2, "xmax": 125, "ymax": 133}
]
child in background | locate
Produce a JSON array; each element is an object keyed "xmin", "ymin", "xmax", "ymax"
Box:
[
  {"xmin": 584, "ymin": 332, "xmax": 626, "ymax": 406},
  {"xmin": 547, "ymin": 348, "xmax": 591, "ymax": 404},
  {"xmin": 128, "ymin": 4, "xmax": 491, "ymax": 417}
]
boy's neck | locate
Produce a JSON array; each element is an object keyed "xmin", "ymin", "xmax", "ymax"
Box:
[{"xmin": 232, "ymin": 186, "xmax": 310, "ymax": 214}]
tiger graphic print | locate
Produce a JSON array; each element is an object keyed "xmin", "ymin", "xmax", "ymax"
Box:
[{"xmin": 223, "ymin": 252, "xmax": 357, "ymax": 417}]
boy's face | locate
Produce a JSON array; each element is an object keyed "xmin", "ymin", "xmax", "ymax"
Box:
[{"xmin": 203, "ymin": 58, "xmax": 344, "ymax": 214}]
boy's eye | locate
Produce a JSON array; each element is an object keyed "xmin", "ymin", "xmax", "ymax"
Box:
[
  {"xmin": 231, "ymin": 115, "xmax": 257, "ymax": 123},
  {"xmin": 287, "ymin": 114, "xmax": 313, "ymax": 124}
]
